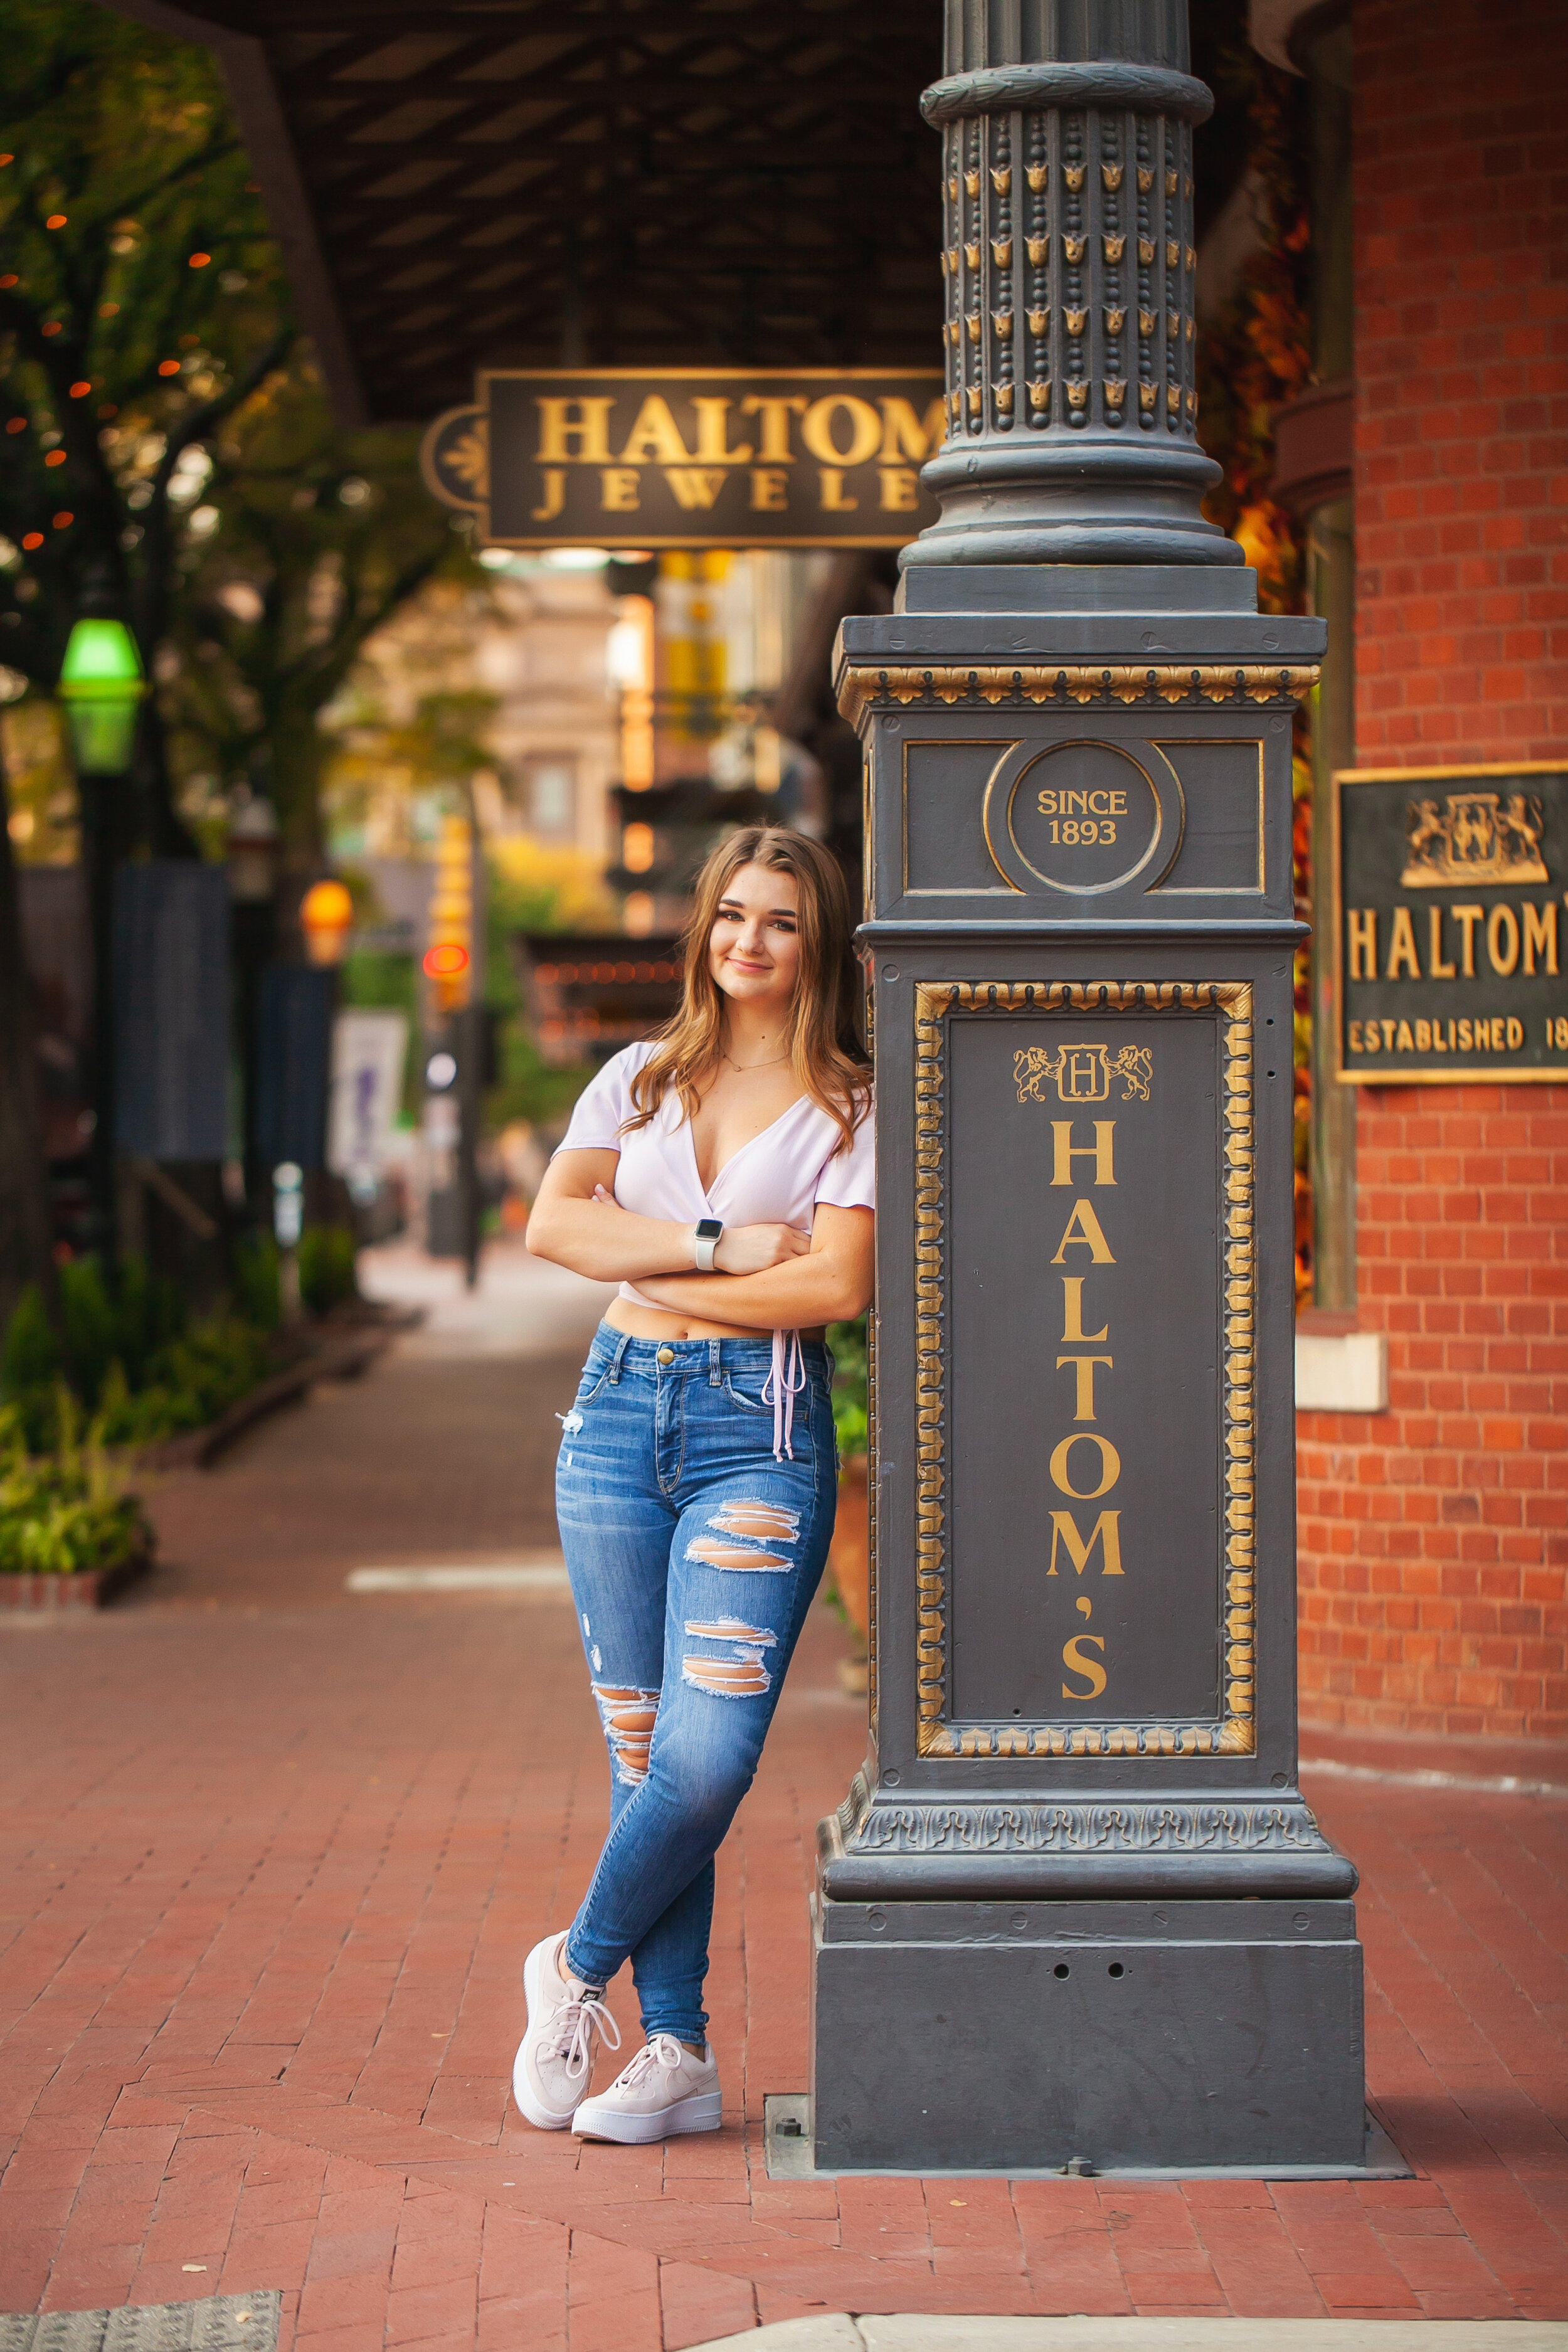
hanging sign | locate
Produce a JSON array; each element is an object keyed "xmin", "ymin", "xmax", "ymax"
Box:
[
  {"xmin": 420, "ymin": 368, "xmax": 945, "ymax": 549},
  {"xmin": 329, "ymin": 1010, "xmax": 408, "ymax": 1182},
  {"xmin": 1333, "ymin": 763, "xmax": 1567, "ymax": 1083}
]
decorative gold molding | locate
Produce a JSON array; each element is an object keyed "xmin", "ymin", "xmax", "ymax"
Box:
[
  {"xmin": 840, "ymin": 662, "xmax": 1318, "ymax": 724},
  {"xmin": 909, "ymin": 980, "xmax": 1257, "ymax": 1762}
]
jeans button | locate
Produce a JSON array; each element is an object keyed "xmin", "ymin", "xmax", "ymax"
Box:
[{"xmin": 656, "ymin": 1345, "xmax": 675, "ymax": 1365}]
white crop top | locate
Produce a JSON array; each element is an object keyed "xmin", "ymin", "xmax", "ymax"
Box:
[{"xmin": 554, "ymin": 1039, "xmax": 875, "ymax": 1456}]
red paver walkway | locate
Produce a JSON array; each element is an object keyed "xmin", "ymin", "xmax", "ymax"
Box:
[{"xmin": 2, "ymin": 1298, "xmax": 1566, "ymax": 2347}]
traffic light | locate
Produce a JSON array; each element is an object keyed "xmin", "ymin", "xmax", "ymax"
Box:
[{"xmin": 423, "ymin": 813, "xmax": 473, "ymax": 1012}]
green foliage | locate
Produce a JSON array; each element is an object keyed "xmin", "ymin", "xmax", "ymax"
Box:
[
  {"xmin": 1, "ymin": 1281, "xmax": 58, "ymax": 1396},
  {"xmin": 171, "ymin": 376, "xmax": 474, "ymax": 857},
  {"xmin": 342, "ymin": 945, "xmax": 418, "ymax": 1019},
  {"xmin": 0, "ymin": 2, "xmax": 479, "ymax": 861},
  {"xmin": 297, "ymin": 1226, "xmax": 357, "ymax": 1316},
  {"xmin": 486, "ymin": 1022, "xmax": 596, "ymax": 1133},
  {"xmin": 0, "ymin": 1397, "xmax": 154, "ymax": 1575},
  {"xmin": 0, "ymin": 1254, "xmax": 273, "ymax": 1451},
  {"xmin": 58, "ymin": 1251, "xmax": 184, "ymax": 1398},
  {"xmin": 91, "ymin": 1316, "xmax": 272, "ymax": 1446},
  {"xmin": 0, "ymin": 1, "xmax": 284, "ymax": 689},
  {"xmin": 827, "ymin": 1315, "xmax": 868, "ymax": 1461},
  {"xmin": 230, "ymin": 1230, "xmax": 281, "ymax": 1331}
]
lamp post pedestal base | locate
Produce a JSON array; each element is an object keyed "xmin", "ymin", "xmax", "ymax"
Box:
[{"xmin": 809, "ymin": 1888, "xmax": 1365, "ymax": 2175}]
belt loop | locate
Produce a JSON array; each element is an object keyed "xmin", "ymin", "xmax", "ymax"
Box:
[
  {"xmin": 609, "ymin": 1330, "xmax": 632, "ymax": 1383},
  {"xmin": 708, "ymin": 1337, "xmax": 722, "ymax": 1386}
]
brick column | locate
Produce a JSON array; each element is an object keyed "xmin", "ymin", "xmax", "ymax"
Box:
[{"xmin": 1295, "ymin": 0, "xmax": 1568, "ymax": 1739}]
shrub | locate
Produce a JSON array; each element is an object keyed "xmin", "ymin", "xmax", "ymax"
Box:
[
  {"xmin": 0, "ymin": 1257, "xmax": 277, "ymax": 1453},
  {"xmin": 91, "ymin": 1318, "xmax": 274, "ymax": 1447},
  {"xmin": 2, "ymin": 1282, "xmax": 72, "ymax": 1453},
  {"xmin": 232, "ymin": 1231, "xmax": 282, "ymax": 1331},
  {"xmin": 0, "ymin": 1398, "xmax": 154, "ymax": 1576},
  {"xmin": 297, "ymin": 1225, "xmax": 358, "ymax": 1315}
]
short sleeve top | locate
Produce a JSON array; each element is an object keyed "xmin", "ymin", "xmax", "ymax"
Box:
[{"xmin": 554, "ymin": 1037, "xmax": 874, "ymax": 1311}]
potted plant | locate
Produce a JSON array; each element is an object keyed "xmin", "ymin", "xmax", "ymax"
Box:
[{"xmin": 0, "ymin": 1396, "xmax": 156, "ymax": 1609}]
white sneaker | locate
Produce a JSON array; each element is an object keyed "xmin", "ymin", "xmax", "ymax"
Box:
[
  {"xmin": 571, "ymin": 2032, "xmax": 722, "ymax": 2144},
  {"xmin": 512, "ymin": 1932, "xmax": 620, "ymax": 2131}
]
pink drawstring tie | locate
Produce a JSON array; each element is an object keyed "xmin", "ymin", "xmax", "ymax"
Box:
[{"xmin": 763, "ymin": 1328, "xmax": 806, "ymax": 1461}]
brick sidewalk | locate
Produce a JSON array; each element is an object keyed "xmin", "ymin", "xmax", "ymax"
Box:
[{"xmin": 2, "ymin": 1321, "xmax": 1566, "ymax": 2348}]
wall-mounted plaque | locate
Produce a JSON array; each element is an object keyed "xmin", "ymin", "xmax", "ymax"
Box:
[
  {"xmin": 420, "ymin": 369, "xmax": 943, "ymax": 549},
  {"xmin": 1333, "ymin": 763, "xmax": 1568, "ymax": 1083}
]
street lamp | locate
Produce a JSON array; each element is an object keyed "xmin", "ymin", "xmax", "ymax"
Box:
[
  {"xmin": 58, "ymin": 613, "xmax": 147, "ymax": 1263},
  {"xmin": 56, "ymin": 617, "xmax": 147, "ymax": 774},
  {"xmin": 299, "ymin": 877, "xmax": 355, "ymax": 967},
  {"xmin": 226, "ymin": 795, "xmax": 282, "ymax": 904}
]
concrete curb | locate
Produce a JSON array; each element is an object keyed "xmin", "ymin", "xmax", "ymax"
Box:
[{"xmin": 689, "ymin": 2322, "xmax": 1568, "ymax": 2352}]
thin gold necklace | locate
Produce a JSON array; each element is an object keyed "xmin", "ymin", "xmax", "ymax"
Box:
[{"xmin": 721, "ymin": 1047, "xmax": 790, "ymax": 1071}]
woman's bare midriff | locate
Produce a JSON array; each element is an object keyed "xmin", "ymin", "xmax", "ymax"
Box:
[{"xmin": 605, "ymin": 1301, "xmax": 825, "ymax": 1344}]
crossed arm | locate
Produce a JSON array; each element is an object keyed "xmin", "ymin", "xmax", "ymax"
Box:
[{"xmin": 525, "ymin": 1147, "xmax": 873, "ymax": 1331}]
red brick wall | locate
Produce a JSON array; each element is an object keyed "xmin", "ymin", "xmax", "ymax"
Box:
[
  {"xmin": 1296, "ymin": 0, "xmax": 1568, "ymax": 1740},
  {"xmin": 1297, "ymin": 1087, "xmax": 1568, "ymax": 1737},
  {"xmin": 1353, "ymin": 0, "xmax": 1567, "ymax": 761}
]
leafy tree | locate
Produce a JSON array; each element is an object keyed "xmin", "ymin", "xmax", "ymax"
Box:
[
  {"xmin": 169, "ymin": 373, "xmax": 471, "ymax": 867},
  {"xmin": 0, "ymin": 1, "xmax": 474, "ymax": 1306},
  {"xmin": 0, "ymin": 0, "xmax": 289, "ymax": 850},
  {"xmin": 0, "ymin": 1, "xmax": 471, "ymax": 867}
]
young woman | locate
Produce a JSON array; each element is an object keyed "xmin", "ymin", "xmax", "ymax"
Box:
[{"xmin": 517, "ymin": 825, "xmax": 874, "ymax": 2146}]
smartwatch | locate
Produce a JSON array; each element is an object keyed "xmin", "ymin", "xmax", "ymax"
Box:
[{"xmin": 694, "ymin": 1217, "xmax": 723, "ymax": 1272}]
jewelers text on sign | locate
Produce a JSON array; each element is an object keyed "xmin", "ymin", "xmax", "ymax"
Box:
[{"xmin": 421, "ymin": 369, "xmax": 946, "ymax": 549}]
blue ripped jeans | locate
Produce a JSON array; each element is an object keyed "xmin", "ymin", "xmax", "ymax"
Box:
[{"xmin": 555, "ymin": 1325, "xmax": 837, "ymax": 2043}]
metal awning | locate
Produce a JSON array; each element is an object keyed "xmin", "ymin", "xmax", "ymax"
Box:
[{"xmin": 105, "ymin": 1, "xmax": 942, "ymax": 426}]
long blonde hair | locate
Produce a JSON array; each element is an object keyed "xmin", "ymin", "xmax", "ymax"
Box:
[{"xmin": 624, "ymin": 827, "xmax": 869, "ymax": 1155}]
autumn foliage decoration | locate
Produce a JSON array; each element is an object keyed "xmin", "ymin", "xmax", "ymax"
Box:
[{"xmin": 1196, "ymin": 47, "xmax": 1315, "ymax": 1299}]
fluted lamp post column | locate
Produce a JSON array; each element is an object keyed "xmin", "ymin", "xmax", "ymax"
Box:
[{"xmin": 802, "ymin": 0, "xmax": 1368, "ymax": 2177}]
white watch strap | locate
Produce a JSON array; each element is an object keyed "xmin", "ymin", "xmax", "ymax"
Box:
[{"xmin": 694, "ymin": 1224, "xmax": 721, "ymax": 1272}]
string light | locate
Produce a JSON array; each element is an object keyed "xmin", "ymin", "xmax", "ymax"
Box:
[
  {"xmin": 188, "ymin": 251, "xmax": 211, "ymax": 268},
  {"xmin": 21, "ymin": 532, "xmax": 42, "ymax": 549},
  {"xmin": 0, "ymin": 273, "xmax": 17, "ymax": 289},
  {"xmin": 157, "ymin": 359, "xmax": 180, "ymax": 376},
  {"xmin": 53, "ymin": 512, "xmax": 73, "ymax": 529},
  {"xmin": 6, "ymin": 418, "xmax": 24, "ymax": 434},
  {"xmin": 98, "ymin": 301, "xmax": 119, "ymax": 317},
  {"xmin": 68, "ymin": 381, "xmax": 90, "ymax": 398},
  {"xmin": 45, "ymin": 213, "xmax": 66, "ymax": 230},
  {"xmin": 40, "ymin": 322, "xmax": 60, "ymax": 337},
  {"xmin": 44, "ymin": 450, "xmax": 66, "ymax": 467}
]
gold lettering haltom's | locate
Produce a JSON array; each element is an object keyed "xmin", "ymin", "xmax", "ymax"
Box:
[{"xmin": 911, "ymin": 978, "xmax": 1256, "ymax": 1761}]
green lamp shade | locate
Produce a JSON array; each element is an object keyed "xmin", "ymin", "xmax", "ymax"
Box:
[{"xmin": 58, "ymin": 617, "xmax": 147, "ymax": 774}]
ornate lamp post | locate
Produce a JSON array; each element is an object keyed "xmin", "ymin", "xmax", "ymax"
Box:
[
  {"xmin": 57, "ymin": 613, "xmax": 147, "ymax": 1260},
  {"xmin": 807, "ymin": 0, "xmax": 1365, "ymax": 2175}
]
